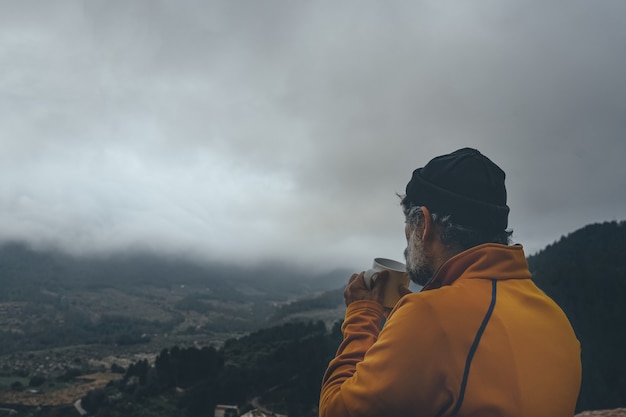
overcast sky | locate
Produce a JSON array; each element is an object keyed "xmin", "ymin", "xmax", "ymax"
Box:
[{"xmin": 1, "ymin": 0, "xmax": 625, "ymax": 273}]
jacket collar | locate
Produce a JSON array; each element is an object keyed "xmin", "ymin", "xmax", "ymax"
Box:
[{"xmin": 422, "ymin": 243, "xmax": 531, "ymax": 291}]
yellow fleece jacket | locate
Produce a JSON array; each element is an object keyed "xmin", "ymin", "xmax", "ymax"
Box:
[{"xmin": 320, "ymin": 244, "xmax": 581, "ymax": 417}]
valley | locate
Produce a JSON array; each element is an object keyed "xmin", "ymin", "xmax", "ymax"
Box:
[{"xmin": 0, "ymin": 244, "xmax": 346, "ymax": 414}]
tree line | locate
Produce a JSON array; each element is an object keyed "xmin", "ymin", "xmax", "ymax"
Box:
[
  {"xmin": 80, "ymin": 320, "xmax": 343, "ymax": 417},
  {"xmin": 529, "ymin": 221, "xmax": 626, "ymax": 412}
]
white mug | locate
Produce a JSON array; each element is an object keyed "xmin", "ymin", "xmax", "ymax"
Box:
[{"xmin": 364, "ymin": 257, "xmax": 410, "ymax": 307}]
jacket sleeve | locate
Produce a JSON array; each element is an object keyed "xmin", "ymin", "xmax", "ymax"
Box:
[
  {"xmin": 319, "ymin": 300, "xmax": 384, "ymax": 417},
  {"xmin": 319, "ymin": 295, "xmax": 455, "ymax": 417}
]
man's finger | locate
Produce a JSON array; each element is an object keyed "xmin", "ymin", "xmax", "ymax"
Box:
[
  {"xmin": 348, "ymin": 273, "xmax": 361, "ymax": 284},
  {"xmin": 371, "ymin": 270, "xmax": 389, "ymax": 288}
]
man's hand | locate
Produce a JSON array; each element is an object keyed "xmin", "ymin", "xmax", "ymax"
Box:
[
  {"xmin": 344, "ymin": 270, "xmax": 413, "ymax": 315},
  {"xmin": 344, "ymin": 270, "xmax": 396, "ymax": 306}
]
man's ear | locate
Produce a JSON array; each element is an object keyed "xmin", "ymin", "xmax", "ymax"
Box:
[{"xmin": 420, "ymin": 206, "xmax": 434, "ymax": 241}]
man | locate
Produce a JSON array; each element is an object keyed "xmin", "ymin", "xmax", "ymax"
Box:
[{"xmin": 319, "ymin": 148, "xmax": 581, "ymax": 417}]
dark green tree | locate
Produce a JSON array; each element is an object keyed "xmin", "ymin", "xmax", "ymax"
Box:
[{"xmin": 530, "ymin": 221, "xmax": 626, "ymax": 412}]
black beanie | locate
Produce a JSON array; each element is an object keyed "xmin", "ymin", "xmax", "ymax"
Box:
[{"xmin": 405, "ymin": 148, "xmax": 510, "ymax": 231}]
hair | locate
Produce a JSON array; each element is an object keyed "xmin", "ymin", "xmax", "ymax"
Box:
[{"xmin": 400, "ymin": 194, "xmax": 513, "ymax": 252}]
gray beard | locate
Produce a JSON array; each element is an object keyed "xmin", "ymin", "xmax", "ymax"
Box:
[{"xmin": 404, "ymin": 231, "xmax": 434, "ymax": 286}]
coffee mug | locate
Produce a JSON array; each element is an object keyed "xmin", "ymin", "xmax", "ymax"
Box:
[{"xmin": 363, "ymin": 257, "xmax": 410, "ymax": 308}]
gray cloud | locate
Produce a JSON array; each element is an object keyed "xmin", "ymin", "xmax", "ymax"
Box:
[{"xmin": 1, "ymin": 0, "xmax": 625, "ymax": 272}]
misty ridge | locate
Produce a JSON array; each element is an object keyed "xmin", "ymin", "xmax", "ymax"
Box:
[
  {"xmin": 0, "ymin": 243, "xmax": 346, "ymax": 296},
  {"xmin": 0, "ymin": 220, "xmax": 624, "ymax": 416},
  {"xmin": 0, "ymin": 241, "xmax": 348, "ymax": 355}
]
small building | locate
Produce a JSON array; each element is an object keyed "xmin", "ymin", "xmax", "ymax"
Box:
[{"xmin": 215, "ymin": 404, "xmax": 239, "ymax": 417}]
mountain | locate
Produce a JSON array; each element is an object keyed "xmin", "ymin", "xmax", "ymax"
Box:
[
  {"xmin": 0, "ymin": 242, "xmax": 347, "ymax": 356},
  {"xmin": 0, "ymin": 241, "xmax": 346, "ymax": 299},
  {"xmin": 528, "ymin": 221, "xmax": 626, "ymax": 413}
]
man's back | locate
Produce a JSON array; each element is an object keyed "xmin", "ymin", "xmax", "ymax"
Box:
[{"xmin": 417, "ymin": 273, "xmax": 582, "ymax": 415}]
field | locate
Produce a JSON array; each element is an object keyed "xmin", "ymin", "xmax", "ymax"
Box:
[{"xmin": 0, "ymin": 373, "xmax": 121, "ymax": 407}]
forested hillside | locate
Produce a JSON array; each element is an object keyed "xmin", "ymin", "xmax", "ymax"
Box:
[
  {"xmin": 529, "ymin": 221, "xmax": 626, "ymax": 413},
  {"xmin": 79, "ymin": 321, "xmax": 343, "ymax": 417}
]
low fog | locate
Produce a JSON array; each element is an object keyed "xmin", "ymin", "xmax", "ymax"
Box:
[{"xmin": 1, "ymin": 1, "xmax": 625, "ymax": 272}]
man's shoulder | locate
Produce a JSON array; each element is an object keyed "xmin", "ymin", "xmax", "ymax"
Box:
[
  {"xmin": 396, "ymin": 280, "xmax": 494, "ymax": 314},
  {"xmin": 394, "ymin": 287, "xmax": 466, "ymax": 315}
]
